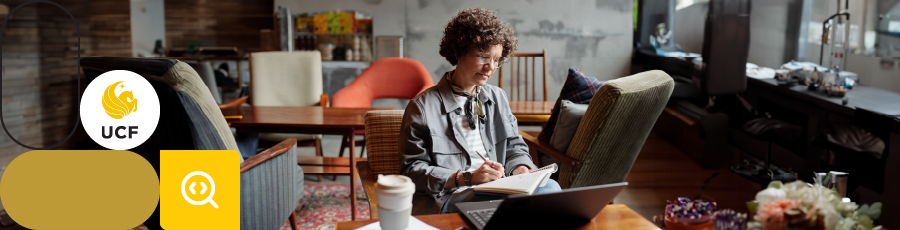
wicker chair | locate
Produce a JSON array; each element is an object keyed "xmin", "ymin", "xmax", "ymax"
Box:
[
  {"xmin": 522, "ymin": 70, "xmax": 674, "ymax": 189},
  {"xmin": 356, "ymin": 110, "xmax": 405, "ymax": 219}
]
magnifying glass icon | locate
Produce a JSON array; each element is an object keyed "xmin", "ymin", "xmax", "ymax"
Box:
[{"xmin": 181, "ymin": 171, "xmax": 218, "ymax": 208}]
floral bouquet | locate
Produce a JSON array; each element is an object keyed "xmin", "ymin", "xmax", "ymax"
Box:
[{"xmin": 747, "ymin": 180, "xmax": 882, "ymax": 230}]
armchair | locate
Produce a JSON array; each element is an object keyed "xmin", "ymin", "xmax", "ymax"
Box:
[
  {"xmin": 184, "ymin": 61, "xmax": 223, "ymax": 104},
  {"xmin": 81, "ymin": 57, "xmax": 305, "ymax": 230},
  {"xmin": 240, "ymin": 138, "xmax": 303, "ymax": 230},
  {"xmin": 521, "ymin": 70, "xmax": 674, "ymax": 189},
  {"xmin": 331, "ymin": 57, "xmax": 433, "ymax": 159}
]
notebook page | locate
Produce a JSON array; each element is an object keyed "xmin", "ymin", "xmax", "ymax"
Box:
[
  {"xmin": 535, "ymin": 163, "xmax": 557, "ymax": 187},
  {"xmin": 474, "ymin": 168, "xmax": 553, "ymax": 195}
]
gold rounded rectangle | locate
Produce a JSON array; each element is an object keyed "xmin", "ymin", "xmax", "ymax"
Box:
[{"xmin": 0, "ymin": 150, "xmax": 159, "ymax": 229}]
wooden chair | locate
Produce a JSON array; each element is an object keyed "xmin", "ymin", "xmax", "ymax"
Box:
[
  {"xmin": 521, "ymin": 70, "xmax": 674, "ymax": 189},
  {"xmin": 224, "ymin": 51, "xmax": 329, "ymax": 181},
  {"xmin": 498, "ymin": 50, "xmax": 550, "ymax": 126},
  {"xmin": 355, "ymin": 110, "xmax": 405, "ymax": 219},
  {"xmin": 498, "ymin": 50, "xmax": 548, "ymax": 102}
]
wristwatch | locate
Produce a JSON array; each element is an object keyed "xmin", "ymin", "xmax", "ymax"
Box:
[{"xmin": 462, "ymin": 171, "xmax": 473, "ymax": 186}]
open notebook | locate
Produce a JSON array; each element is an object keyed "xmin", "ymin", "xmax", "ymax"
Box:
[{"xmin": 473, "ymin": 164, "xmax": 558, "ymax": 195}]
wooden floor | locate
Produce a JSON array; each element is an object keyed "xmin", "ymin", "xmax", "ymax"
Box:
[{"xmin": 614, "ymin": 132, "xmax": 760, "ymax": 221}]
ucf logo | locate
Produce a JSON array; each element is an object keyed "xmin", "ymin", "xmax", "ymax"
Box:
[
  {"xmin": 101, "ymin": 81, "xmax": 139, "ymax": 139},
  {"xmin": 103, "ymin": 81, "xmax": 138, "ymax": 119},
  {"xmin": 80, "ymin": 70, "xmax": 160, "ymax": 150}
]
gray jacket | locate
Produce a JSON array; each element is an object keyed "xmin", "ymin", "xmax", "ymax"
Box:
[{"xmin": 400, "ymin": 73, "xmax": 537, "ymax": 214}]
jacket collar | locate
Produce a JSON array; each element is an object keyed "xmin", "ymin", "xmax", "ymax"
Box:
[
  {"xmin": 437, "ymin": 71, "xmax": 493, "ymax": 114},
  {"xmin": 437, "ymin": 72, "xmax": 460, "ymax": 114}
]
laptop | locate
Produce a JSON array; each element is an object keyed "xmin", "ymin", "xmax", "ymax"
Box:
[{"xmin": 455, "ymin": 182, "xmax": 627, "ymax": 230}]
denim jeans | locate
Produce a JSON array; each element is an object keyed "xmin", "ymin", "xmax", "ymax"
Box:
[
  {"xmin": 440, "ymin": 178, "xmax": 562, "ymax": 213},
  {"xmin": 235, "ymin": 132, "xmax": 259, "ymax": 159}
]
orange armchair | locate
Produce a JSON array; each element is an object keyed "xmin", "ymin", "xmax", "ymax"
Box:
[
  {"xmin": 333, "ymin": 57, "xmax": 434, "ymax": 107},
  {"xmin": 332, "ymin": 57, "xmax": 434, "ymax": 158}
]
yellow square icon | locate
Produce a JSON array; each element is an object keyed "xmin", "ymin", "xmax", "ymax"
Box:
[{"xmin": 161, "ymin": 150, "xmax": 240, "ymax": 229}]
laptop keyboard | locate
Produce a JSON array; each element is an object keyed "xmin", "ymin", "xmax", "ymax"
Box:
[{"xmin": 466, "ymin": 208, "xmax": 495, "ymax": 226}]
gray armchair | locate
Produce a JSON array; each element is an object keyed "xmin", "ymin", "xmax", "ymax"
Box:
[
  {"xmin": 240, "ymin": 139, "xmax": 303, "ymax": 229},
  {"xmin": 80, "ymin": 57, "xmax": 304, "ymax": 230},
  {"xmin": 522, "ymin": 70, "xmax": 674, "ymax": 189},
  {"xmin": 185, "ymin": 61, "xmax": 223, "ymax": 104}
]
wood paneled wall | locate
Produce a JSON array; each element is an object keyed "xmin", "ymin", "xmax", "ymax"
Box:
[
  {"xmin": 90, "ymin": 0, "xmax": 131, "ymax": 57},
  {"xmin": 2, "ymin": 1, "xmax": 43, "ymax": 164},
  {"xmin": 165, "ymin": 0, "xmax": 275, "ymax": 52},
  {"xmin": 0, "ymin": 0, "xmax": 131, "ymax": 169}
]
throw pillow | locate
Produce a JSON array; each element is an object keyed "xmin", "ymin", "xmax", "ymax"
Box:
[
  {"xmin": 549, "ymin": 100, "xmax": 589, "ymax": 154},
  {"xmin": 537, "ymin": 68, "xmax": 604, "ymax": 145}
]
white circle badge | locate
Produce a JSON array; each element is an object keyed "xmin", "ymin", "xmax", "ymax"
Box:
[{"xmin": 80, "ymin": 70, "xmax": 160, "ymax": 150}]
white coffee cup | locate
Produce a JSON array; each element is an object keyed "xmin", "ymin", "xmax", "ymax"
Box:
[{"xmin": 374, "ymin": 174, "xmax": 415, "ymax": 230}]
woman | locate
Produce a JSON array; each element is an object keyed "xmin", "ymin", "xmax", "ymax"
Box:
[{"xmin": 399, "ymin": 7, "xmax": 561, "ymax": 215}]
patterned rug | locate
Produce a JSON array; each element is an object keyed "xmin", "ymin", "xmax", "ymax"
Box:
[{"xmin": 280, "ymin": 183, "xmax": 370, "ymax": 230}]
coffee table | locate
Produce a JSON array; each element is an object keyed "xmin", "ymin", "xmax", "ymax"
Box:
[
  {"xmin": 334, "ymin": 204, "xmax": 660, "ymax": 230},
  {"xmin": 222, "ymin": 106, "xmax": 391, "ymax": 220}
]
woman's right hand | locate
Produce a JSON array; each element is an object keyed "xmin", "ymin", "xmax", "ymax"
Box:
[{"xmin": 470, "ymin": 160, "xmax": 504, "ymax": 185}]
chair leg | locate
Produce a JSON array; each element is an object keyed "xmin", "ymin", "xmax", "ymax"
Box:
[
  {"xmin": 288, "ymin": 211, "xmax": 299, "ymax": 230},
  {"xmin": 315, "ymin": 138, "xmax": 323, "ymax": 182},
  {"xmin": 358, "ymin": 138, "xmax": 366, "ymax": 158},
  {"xmin": 315, "ymin": 138, "xmax": 322, "ymax": 157},
  {"xmin": 338, "ymin": 134, "xmax": 349, "ymax": 158}
]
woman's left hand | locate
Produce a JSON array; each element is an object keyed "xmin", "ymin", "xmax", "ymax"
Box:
[{"xmin": 511, "ymin": 165, "xmax": 532, "ymax": 175}]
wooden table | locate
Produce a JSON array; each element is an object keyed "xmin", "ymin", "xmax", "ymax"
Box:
[
  {"xmin": 222, "ymin": 106, "xmax": 390, "ymax": 220},
  {"xmin": 509, "ymin": 101, "xmax": 554, "ymax": 126},
  {"xmin": 334, "ymin": 204, "xmax": 660, "ymax": 230}
]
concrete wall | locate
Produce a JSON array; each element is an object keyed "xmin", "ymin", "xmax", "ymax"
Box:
[
  {"xmin": 275, "ymin": 0, "xmax": 634, "ymax": 103},
  {"xmin": 130, "ymin": 0, "xmax": 166, "ymax": 57}
]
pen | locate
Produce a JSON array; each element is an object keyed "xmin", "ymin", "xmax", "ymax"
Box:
[{"xmin": 475, "ymin": 151, "xmax": 504, "ymax": 178}]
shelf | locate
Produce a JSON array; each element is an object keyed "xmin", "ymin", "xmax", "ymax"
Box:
[
  {"xmin": 298, "ymin": 33, "xmax": 374, "ymax": 36},
  {"xmin": 321, "ymin": 61, "xmax": 370, "ymax": 69}
]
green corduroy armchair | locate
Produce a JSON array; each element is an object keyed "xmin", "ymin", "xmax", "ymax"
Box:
[{"xmin": 521, "ymin": 70, "xmax": 675, "ymax": 189}]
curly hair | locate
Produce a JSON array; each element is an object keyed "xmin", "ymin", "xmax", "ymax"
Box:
[{"xmin": 439, "ymin": 7, "xmax": 518, "ymax": 66}]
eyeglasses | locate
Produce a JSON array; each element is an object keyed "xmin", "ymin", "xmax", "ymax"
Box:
[{"xmin": 473, "ymin": 52, "xmax": 502, "ymax": 69}]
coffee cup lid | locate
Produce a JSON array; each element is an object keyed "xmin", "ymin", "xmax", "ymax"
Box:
[{"xmin": 376, "ymin": 175, "xmax": 413, "ymax": 190}]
